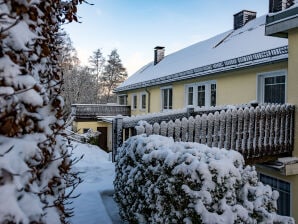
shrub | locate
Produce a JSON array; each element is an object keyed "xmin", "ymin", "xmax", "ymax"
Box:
[{"xmin": 114, "ymin": 135, "xmax": 294, "ymax": 224}]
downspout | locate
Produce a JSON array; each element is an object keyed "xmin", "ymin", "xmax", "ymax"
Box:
[{"xmin": 145, "ymin": 87, "xmax": 151, "ymax": 113}]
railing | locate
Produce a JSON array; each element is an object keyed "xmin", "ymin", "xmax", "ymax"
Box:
[
  {"xmin": 112, "ymin": 104, "xmax": 295, "ymax": 164},
  {"xmin": 71, "ymin": 104, "xmax": 131, "ymax": 119}
]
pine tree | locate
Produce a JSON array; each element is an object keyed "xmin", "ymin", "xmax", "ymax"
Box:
[
  {"xmin": 88, "ymin": 48, "xmax": 105, "ymax": 80},
  {"xmin": 0, "ymin": 1, "xmax": 84, "ymax": 223},
  {"xmin": 101, "ymin": 49, "xmax": 127, "ymax": 103}
]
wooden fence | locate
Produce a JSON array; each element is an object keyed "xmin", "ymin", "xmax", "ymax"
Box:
[{"xmin": 112, "ymin": 104, "xmax": 295, "ymax": 164}]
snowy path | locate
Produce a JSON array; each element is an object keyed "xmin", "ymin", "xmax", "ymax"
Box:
[{"xmin": 67, "ymin": 143, "xmax": 122, "ymax": 224}]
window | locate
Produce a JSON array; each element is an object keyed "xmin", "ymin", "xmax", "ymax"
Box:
[
  {"xmin": 161, "ymin": 87, "xmax": 172, "ymax": 110},
  {"xmin": 197, "ymin": 85, "xmax": 205, "ymax": 107},
  {"xmin": 131, "ymin": 94, "xmax": 137, "ymax": 110},
  {"xmin": 185, "ymin": 81, "xmax": 216, "ymax": 107},
  {"xmin": 187, "ymin": 87, "xmax": 194, "ymax": 105},
  {"xmin": 258, "ymin": 70, "xmax": 286, "ymax": 104},
  {"xmin": 211, "ymin": 83, "xmax": 217, "ymax": 106},
  {"xmin": 83, "ymin": 128, "xmax": 89, "ymax": 134},
  {"xmin": 259, "ymin": 173, "xmax": 291, "ymax": 216},
  {"xmin": 118, "ymin": 94, "xmax": 127, "ymax": 105},
  {"xmin": 140, "ymin": 93, "xmax": 146, "ymax": 110}
]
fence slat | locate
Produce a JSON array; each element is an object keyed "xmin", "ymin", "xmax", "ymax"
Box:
[
  {"xmin": 213, "ymin": 112, "xmax": 220, "ymax": 147},
  {"xmin": 274, "ymin": 105, "xmax": 281, "ymax": 155},
  {"xmin": 236, "ymin": 108, "xmax": 244, "ymax": 153},
  {"xmin": 231, "ymin": 109, "xmax": 238, "ymax": 150},
  {"xmin": 201, "ymin": 114, "xmax": 208, "ymax": 145},
  {"xmin": 207, "ymin": 113, "xmax": 214, "ymax": 147},
  {"xmin": 161, "ymin": 121, "xmax": 168, "ymax": 137},
  {"xmin": 194, "ymin": 115, "xmax": 202, "ymax": 143},
  {"xmin": 153, "ymin": 122, "xmax": 160, "ymax": 135},
  {"xmin": 225, "ymin": 110, "xmax": 232, "ymax": 150},
  {"xmin": 219, "ymin": 110, "xmax": 226, "ymax": 149},
  {"xmin": 174, "ymin": 119, "xmax": 181, "ymax": 141},
  {"xmin": 258, "ymin": 107, "xmax": 266, "ymax": 157},
  {"xmin": 242, "ymin": 107, "xmax": 249, "ymax": 158},
  {"xmin": 188, "ymin": 116, "xmax": 195, "ymax": 142},
  {"xmin": 181, "ymin": 117, "xmax": 188, "ymax": 142},
  {"xmin": 280, "ymin": 105, "xmax": 286, "ymax": 153},
  {"xmin": 167, "ymin": 120, "xmax": 174, "ymax": 138},
  {"xmin": 247, "ymin": 107, "xmax": 255, "ymax": 159}
]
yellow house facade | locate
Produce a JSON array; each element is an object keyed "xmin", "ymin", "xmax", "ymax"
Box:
[
  {"xmin": 71, "ymin": 104, "xmax": 130, "ymax": 152},
  {"xmin": 115, "ymin": 3, "xmax": 298, "ymax": 220}
]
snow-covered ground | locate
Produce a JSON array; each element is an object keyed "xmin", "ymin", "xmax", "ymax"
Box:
[{"xmin": 67, "ymin": 142, "xmax": 122, "ymax": 224}]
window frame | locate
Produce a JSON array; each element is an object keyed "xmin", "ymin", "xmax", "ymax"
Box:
[
  {"xmin": 140, "ymin": 92, "xmax": 147, "ymax": 111},
  {"xmin": 257, "ymin": 70, "xmax": 287, "ymax": 104},
  {"xmin": 185, "ymin": 80, "xmax": 216, "ymax": 107},
  {"xmin": 160, "ymin": 86, "xmax": 173, "ymax": 111},
  {"xmin": 131, "ymin": 94, "xmax": 138, "ymax": 110},
  {"xmin": 258, "ymin": 172, "xmax": 292, "ymax": 216},
  {"xmin": 117, "ymin": 94, "xmax": 128, "ymax": 105}
]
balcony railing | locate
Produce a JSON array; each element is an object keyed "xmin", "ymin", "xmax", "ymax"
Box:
[
  {"xmin": 112, "ymin": 104, "xmax": 295, "ymax": 164},
  {"xmin": 71, "ymin": 104, "xmax": 131, "ymax": 120}
]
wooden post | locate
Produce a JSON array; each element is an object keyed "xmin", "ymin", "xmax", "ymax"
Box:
[{"xmin": 112, "ymin": 116, "xmax": 123, "ymax": 162}]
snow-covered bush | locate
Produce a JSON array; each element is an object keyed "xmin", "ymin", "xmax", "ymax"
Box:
[
  {"xmin": 114, "ymin": 135, "xmax": 294, "ymax": 224},
  {"xmin": 79, "ymin": 129, "xmax": 100, "ymax": 144}
]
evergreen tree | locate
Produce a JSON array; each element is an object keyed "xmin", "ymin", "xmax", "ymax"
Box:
[
  {"xmin": 88, "ymin": 48, "xmax": 105, "ymax": 80},
  {"xmin": 101, "ymin": 49, "xmax": 128, "ymax": 103},
  {"xmin": 0, "ymin": 1, "xmax": 83, "ymax": 222}
]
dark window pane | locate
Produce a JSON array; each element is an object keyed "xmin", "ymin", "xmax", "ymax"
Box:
[
  {"xmin": 169, "ymin": 89, "xmax": 173, "ymax": 109},
  {"xmin": 197, "ymin": 85, "xmax": 205, "ymax": 107},
  {"xmin": 264, "ymin": 75, "xmax": 285, "ymax": 104},
  {"xmin": 211, "ymin": 84, "xmax": 216, "ymax": 106},
  {"xmin": 188, "ymin": 87, "xmax": 193, "ymax": 105},
  {"xmin": 142, "ymin": 94, "xmax": 146, "ymax": 109},
  {"xmin": 133, "ymin": 95, "xmax": 137, "ymax": 109},
  {"xmin": 163, "ymin": 89, "xmax": 168, "ymax": 109},
  {"xmin": 259, "ymin": 174, "xmax": 290, "ymax": 216}
]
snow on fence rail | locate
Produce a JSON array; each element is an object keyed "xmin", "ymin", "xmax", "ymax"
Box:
[{"xmin": 112, "ymin": 104, "xmax": 295, "ymax": 163}]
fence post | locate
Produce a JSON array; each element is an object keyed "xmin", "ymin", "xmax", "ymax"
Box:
[{"xmin": 112, "ymin": 116, "xmax": 123, "ymax": 162}]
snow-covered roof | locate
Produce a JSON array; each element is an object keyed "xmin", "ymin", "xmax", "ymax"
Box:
[{"xmin": 115, "ymin": 15, "xmax": 288, "ymax": 93}]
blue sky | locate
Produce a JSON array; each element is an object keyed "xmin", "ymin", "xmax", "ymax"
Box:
[{"xmin": 63, "ymin": 0, "xmax": 269, "ymax": 75}]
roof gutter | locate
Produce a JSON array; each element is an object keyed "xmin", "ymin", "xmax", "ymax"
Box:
[{"xmin": 145, "ymin": 87, "xmax": 151, "ymax": 113}]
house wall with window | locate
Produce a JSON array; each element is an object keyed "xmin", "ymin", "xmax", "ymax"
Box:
[
  {"xmin": 257, "ymin": 166, "xmax": 298, "ymax": 218},
  {"xmin": 73, "ymin": 120, "xmax": 113, "ymax": 151},
  {"xmin": 121, "ymin": 61, "xmax": 287, "ymax": 115},
  {"xmin": 288, "ymin": 28, "xmax": 298, "ymax": 158},
  {"xmin": 115, "ymin": 5, "xmax": 298, "ymax": 219}
]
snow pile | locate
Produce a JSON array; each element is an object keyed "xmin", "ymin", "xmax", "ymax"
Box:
[{"xmin": 114, "ymin": 135, "xmax": 295, "ymax": 224}]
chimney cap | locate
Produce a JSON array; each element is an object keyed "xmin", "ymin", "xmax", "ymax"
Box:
[
  {"xmin": 154, "ymin": 46, "xmax": 165, "ymax": 50},
  {"xmin": 233, "ymin": 9, "xmax": 257, "ymax": 17}
]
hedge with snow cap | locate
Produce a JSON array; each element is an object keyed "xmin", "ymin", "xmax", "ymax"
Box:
[{"xmin": 114, "ymin": 135, "xmax": 294, "ymax": 224}]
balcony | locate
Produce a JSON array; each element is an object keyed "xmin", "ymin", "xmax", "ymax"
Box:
[
  {"xmin": 71, "ymin": 104, "xmax": 131, "ymax": 120},
  {"xmin": 112, "ymin": 104, "xmax": 295, "ymax": 164}
]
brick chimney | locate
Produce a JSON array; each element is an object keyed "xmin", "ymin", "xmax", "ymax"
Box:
[
  {"xmin": 233, "ymin": 10, "xmax": 257, "ymax": 30},
  {"xmin": 154, "ymin": 46, "xmax": 165, "ymax": 65},
  {"xmin": 269, "ymin": 0, "xmax": 294, "ymax": 13}
]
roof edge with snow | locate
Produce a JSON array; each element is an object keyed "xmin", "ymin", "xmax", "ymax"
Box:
[{"xmin": 115, "ymin": 46, "xmax": 288, "ymax": 93}]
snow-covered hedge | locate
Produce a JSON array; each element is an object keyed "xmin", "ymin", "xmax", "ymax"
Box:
[{"xmin": 114, "ymin": 135, "xmax": 294, "ymax": 224}]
